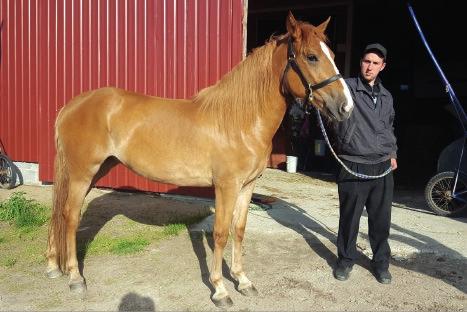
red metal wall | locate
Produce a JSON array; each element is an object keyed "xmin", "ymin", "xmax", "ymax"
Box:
[
  {"xmin": 0, "ymin": 0, "xmax": 40, "ymax": 162},
  {"xmin": 0, "ymin": 0, "xmax": 244, "ymax": 195}
]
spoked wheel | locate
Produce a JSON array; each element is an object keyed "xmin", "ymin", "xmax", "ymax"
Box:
[
  {"xmin": 424, "ymin": 171, "xmax": 467, "ymax": 217},
  {"xmin": 0, "ymin": 154, "xmax": 16, "ymax": 189}
]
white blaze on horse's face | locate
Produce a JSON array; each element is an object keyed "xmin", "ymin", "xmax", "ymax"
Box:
[{"xmin": 319, "ymin": 41, "xmax": 354, "ymax": 113}]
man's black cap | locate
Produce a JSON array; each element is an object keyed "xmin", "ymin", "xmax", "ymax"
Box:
[{"xmin": 363, "ymin": 43, "xmax": 387, "ymax": 60}]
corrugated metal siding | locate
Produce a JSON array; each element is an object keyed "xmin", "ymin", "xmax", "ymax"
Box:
[
  {"xmin": 0, "ymin": 0, "xmax": 40, "ymax": 162},
  {"xmin": 0, "ymin": 0, "xmax": 244, "ymax": 194}
]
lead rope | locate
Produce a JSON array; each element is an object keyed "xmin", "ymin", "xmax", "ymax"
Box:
[{"xmin": 313, "ymin": 108, "xmax": 393, "ymax": 179}]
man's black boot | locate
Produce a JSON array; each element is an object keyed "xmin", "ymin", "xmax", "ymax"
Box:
[
  {"xmin": 333, "ymin": 265, "xmax": 352, "ymax": 281},
  {"xmin": 374, "ymin": 269, "xmax": 392, "ymax": 284}
]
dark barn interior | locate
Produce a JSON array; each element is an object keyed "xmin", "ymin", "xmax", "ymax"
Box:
[{"xmin": 247, "ymin": 0, "xmax": 466, "ymax": 189}]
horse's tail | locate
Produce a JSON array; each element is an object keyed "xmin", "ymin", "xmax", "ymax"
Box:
[{"xmin": 48, "ymin": 134, "xmax": 69, "ymax": 272}]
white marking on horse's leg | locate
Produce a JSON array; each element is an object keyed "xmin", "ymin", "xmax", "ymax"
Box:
[
  {"xmin": 210, "ymin": 183, "xmax": 240, "ymax": 303},
  {"xmin": 210, "ymin": 277, "xmax": 229, "ymax": 302},
  {"xmin": 230, "ymin": 182, "xmax": 256, "ymax": 291},
  {"xmin": 210, "ymin": 244, "xmax": 229, "ymax": 302},
  {"xmin": 320, "ymin": 41, "xmax": 354, "ymax": 112}
]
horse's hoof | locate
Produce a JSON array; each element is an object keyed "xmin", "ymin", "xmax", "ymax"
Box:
[
  {"xmin": 212, "ymin": 296, "xmax": 233, "ymax": 308},
  {"xmin": 46, "ymin": 268, "xmax": 63, "ymax": 279},
  {"xmin": 69, "ymin": 281, "xmax": 87, "ymax": 294},
  {"xmin": 238, "ymin": 285, "xmax": 258, "ymax": 297}
]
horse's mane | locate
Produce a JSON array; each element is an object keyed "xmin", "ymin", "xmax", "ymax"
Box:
[
  {"xmin": 193, "ymin": 36, "xmax": 280, "ymax": 134},
  {"xmin": 193, "ymin": 21, "xmax": 328, "ymax": 135}
]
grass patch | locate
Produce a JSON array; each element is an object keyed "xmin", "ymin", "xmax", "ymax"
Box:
[
  {"xmin": 0, "ymin": 192, "xmax": 49, "ymax": 228},
  {"xmin": 110, "ymin": 237, "xmax": 149, "ymax": 255},
  {"xmin": 0, "ymin": 192, "xmax": 212, "ymax": 267},
  {"xmin": 249, "ymin": 202, "xmax": 270, "ymax": 211},
  {"xmin": 162, "ymin": 223, "xmax": 186, "ymax": 236},
  {"xmin": 79, "ymin": 209, "xmax": 209, "ymax": 257},
  {"xmin": 81, "ymin": 221, "xmax": 190, "ymax": 256},
  {"xmin": 0, "ymin": 192, "xmax": 50, "ymax": 268},
  {"xmin": 0, "ymin": 225, "xmax": 49, "ymax": 268},
  {"xmin": 2, "ymin": 257, "xmax": 17, "ymax": 268},
  {"xmin": 83, "ymin": 235, "xmax": 150, "ymax": 255}
]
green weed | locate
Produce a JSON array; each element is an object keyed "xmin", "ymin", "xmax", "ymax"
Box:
[
  {"xmin": 0, "ymin": 225, "xmax": 48, "ymax": 268},
  {"xmin": 162, "ymin": 223, "xmax": 186, "ymax": 236},
  {"xmin": 2, "ymin": 257, "xmax": 17, "ymax": 268},
  {"xmin": 82, "ymin": 221, "xmax": 189, "ymax": 256},
  {"xmin": 110, "ymin": 237, "xmax": 149, "ymax": 255},
  {"xmin": 0, "ymin": 192, "xmax": 212, "ymax": 264},
  {"xmin": 83, "ymin": 235, "xmax": 149, "ymax": 255},
  {"xmin": 0, "ymin": 192, "xmax": 49, "ymax": 228}
]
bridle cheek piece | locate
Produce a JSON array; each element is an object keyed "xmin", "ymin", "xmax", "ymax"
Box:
[{"xmin": 281, "ymin": 37, "xmax": 342, "ymax": 114}]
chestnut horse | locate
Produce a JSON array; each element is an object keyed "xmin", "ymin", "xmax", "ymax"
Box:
[{"xmin": 46, "ymin": 12, "xmax": 353, "ymax": 306}]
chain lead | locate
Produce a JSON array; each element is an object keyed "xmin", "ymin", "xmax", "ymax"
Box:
[{"xmin": 315, "ymin": 108, "xmax": 393, "ymax": 179}]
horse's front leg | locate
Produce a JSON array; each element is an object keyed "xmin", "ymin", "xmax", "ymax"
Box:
[
  {"xmin": 210, "ymin": 182, "xmax": 240, "ymax": 307},
  {"xmin": 230, "ymin": 181, "xmax": 258, "ymax": 296}
]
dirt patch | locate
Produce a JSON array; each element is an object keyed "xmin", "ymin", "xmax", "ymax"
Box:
[{"xmin": 0, "ymin": 170, "xmax": 466, "ymax": 311}]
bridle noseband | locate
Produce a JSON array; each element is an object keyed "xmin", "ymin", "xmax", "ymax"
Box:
[{"xmin": 281, "ymin": 37, "xmax": 342, "ymax": 113}]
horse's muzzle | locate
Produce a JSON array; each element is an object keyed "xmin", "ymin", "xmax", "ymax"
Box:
[{"xmin": 327, "ymin": 100, "xmax": 353, "ymax": 122}]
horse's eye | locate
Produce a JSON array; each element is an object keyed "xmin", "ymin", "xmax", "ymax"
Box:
[{"xmin": 307, "ymin": 55, "xmax": 318, "ymax": 62}]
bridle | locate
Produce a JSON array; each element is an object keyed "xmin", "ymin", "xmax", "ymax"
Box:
[{"xmin": 281, "ymin": 36, "xmax": 342, "ymax": 113}]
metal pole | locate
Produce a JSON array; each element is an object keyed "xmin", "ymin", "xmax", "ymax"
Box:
[{"xmin": 407, "ymin": 3, "xmax": 467, "ymax": 132}]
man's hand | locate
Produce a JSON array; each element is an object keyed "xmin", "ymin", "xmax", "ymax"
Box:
[{"xmin": 391, "ymin": 158, "xmax": 398, "ymax": 170}]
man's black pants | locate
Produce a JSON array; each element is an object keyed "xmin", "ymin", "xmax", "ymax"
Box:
[{"xmin": 336, "ymin": 159, "xmax": 393, "ymax": 271}]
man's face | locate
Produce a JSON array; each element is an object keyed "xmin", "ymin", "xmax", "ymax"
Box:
[{"xmin": 360, "ymin": 52, "xmax": 386, "ymax": 84}]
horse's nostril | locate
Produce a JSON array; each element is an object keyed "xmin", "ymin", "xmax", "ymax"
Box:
[
  {"xmin": 338, "ymin": 102, "xmax": 352, "ymax": 120},
  {"xmin": 341, "ymin": 100, "xmax": 353, "ymax": 114},
  {"xmin": 339, "ymin": 102, "xmax": 346, "ymax": 113}
]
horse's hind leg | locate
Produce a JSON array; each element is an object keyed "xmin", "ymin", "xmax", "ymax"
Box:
[
  {"xmin": 47, "ymin": 151, "xmax": 113, "ymax": 293},
  {"xmin": 64, "ymin": 176, "xmax": 93, "ymax": 292},
  {"xmin": 210, "ymin": 182, "xmax": 241, "ymax": 307},
  {"xmin": 46, "ymin": 234, "xmax": 63, "ymax": 278},
  {"xmin": 230, "ymin": 181, "xmax": 258, "ymax": 296},
  {"xmin": 46, "ymin": 177, "xmax": 91, "ymax": 290}
]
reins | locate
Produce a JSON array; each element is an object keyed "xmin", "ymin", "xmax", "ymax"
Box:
[{"xmin": 280, "ymin": 36, "xmax": 393, "ymax": 179}]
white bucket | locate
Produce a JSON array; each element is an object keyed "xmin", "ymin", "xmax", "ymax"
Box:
[{"xmin": 286, "ymin": 156, "xmax": 298, "ymax": 173}]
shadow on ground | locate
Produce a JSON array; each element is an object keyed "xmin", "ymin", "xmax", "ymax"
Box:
[
  {"xmin": 254, "ymin": 191, "xmax": 466, "ymax": 295},
  {"xmin": 77, "ymin": 191, "xmax": 234, "ymax": 304},
  {"xmin": 392, "ymin": 188, "xmax": 467, "ymax": 221},
  {"xmin": 77, "ymin": 187, "xmax": 466, "ymax": 302},
  {"xmin": 118, "ymin": 292, "xmax": 156, "ymax": 311}
]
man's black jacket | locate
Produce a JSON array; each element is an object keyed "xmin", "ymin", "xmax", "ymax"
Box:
[{"xmin": 332, "ymin": 76, "xmax": 398, "ymax": 164}]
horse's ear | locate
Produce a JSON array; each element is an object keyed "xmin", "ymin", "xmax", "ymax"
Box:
[
  {"xmin": 316, "ymin": 16, "xmax": 331, "ymax": 33},
  {"xmin": 286, "ymin": 11, "xmax": 302, "ymax": 40}
]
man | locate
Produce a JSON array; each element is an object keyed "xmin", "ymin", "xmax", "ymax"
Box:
[{"xmin": 332, "ymin": 43, "xmax": 398, "ymax": 284}]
